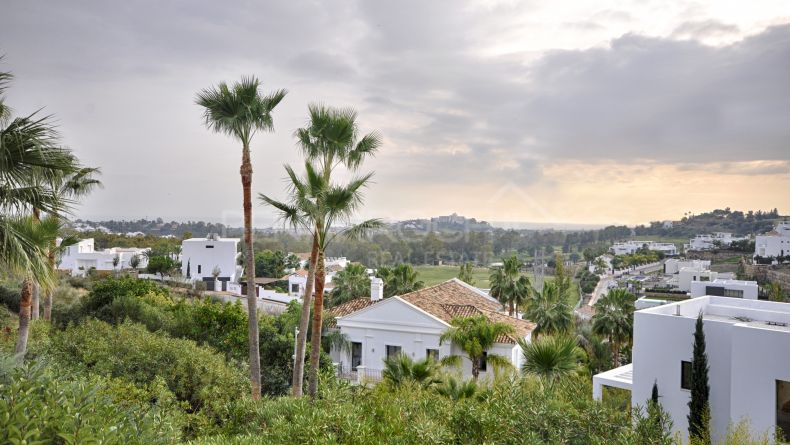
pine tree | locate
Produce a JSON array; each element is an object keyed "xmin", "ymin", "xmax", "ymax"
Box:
[
  {"xmin": 688, "ymin": 312, "xmax": 710, "ymax": 444},
  {"xmin": 651, "ymin": 380, "xmax": 659, "ymax": 405}
]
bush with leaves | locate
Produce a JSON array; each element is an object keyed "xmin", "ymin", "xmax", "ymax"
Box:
[{"xmin": 0, "ymin": 356, "xmax": 183, "ymax": 444}]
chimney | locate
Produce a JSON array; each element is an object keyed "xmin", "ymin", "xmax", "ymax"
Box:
[{"xmin": 370, "ymin": 277, "xmax": 384, "ymax": 302}]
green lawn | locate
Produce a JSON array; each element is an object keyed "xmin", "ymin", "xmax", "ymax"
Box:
[{"xmin": 413, "ymin": 265, "xmax": 493, "ymax": 288}]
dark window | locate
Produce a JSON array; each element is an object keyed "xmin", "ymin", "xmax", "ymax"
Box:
[
  {"xmin": 386, "ymin": 345, "xmax": 402, "ymax": 360},
  {"xmin": 205, "ymin": 245, "xmax": 214, "ymax": 248},
  {"xmin": 706, "ymin": 286, "xmax": 726, "ymax": 297},
  {"xmin": 777, "ymin": 380, "xmax": 790, "ymax": 440},
  {"xmin": 681, "ymin": 361, "xmax": 692, "ymax": 390},
  {"xmin": 197, "ymin": 265, "xmax": 202, "ymax": 274},
  {"xmin": 724, "ymin": 289, "xmax": 744, "ymax": 298},
  {"xmin": 426, "ymin": 349, "xmax": 439, "ymax": 361},
  {"xmin": 291, "ymin": 283, "xmax": 300, "ymax": 293},
  {"xmin": 480, "ymin": 352, "xmax": 488, "ymax": 372},
  {"xmin": 351, "ymin": 342, "xmax": 362, "ymax": 371}
]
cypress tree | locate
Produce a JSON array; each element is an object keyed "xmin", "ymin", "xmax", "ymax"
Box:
[
  {"xmin": 651, "ymin": 380, "xmax": 659, "ymax": 405},
  {"xmin": 688, "ymin": 312, "xmax": 710, "ymax": 444}
]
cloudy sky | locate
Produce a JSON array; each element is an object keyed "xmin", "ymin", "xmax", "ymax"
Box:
[{"xmin": 2, "ymin": 1, "xmax": 789, "ymax": 227}]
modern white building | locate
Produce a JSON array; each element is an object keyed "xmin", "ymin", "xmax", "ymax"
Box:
[
  {"xmin": 58, "ymin": 238, "xmax": 149, "ymax": 276},
  {"xmin": 594, "ymin": 297, "xmax": 790, "ymax": 443},
  {"xmin": 610, "ymin": 241, "xmax": 678, "ymax": 256},
  {"xmin": 754, "ymin": 223, "xmax": 790, "ymax": 260},
  {"xmin": 686, "ymin": 233, "xmax": 749, "ymax": 251},
  {"xmin": 328, "ymin": 278, "xmax": 535, "ymax": 381},
  {"xmin": 690, "ymin": 279, "xmax": 759, "ymax": 300},
  {"xmin": 665, "ymin": 259, "xmax": 711, "ymax": 275},
  {"xmin": 181, "ymin": 234, "xmax": 242, "ymax": 284},
  {"xmin": 677, "ymin": 267, "xmax": 718, "ymax": 292}
]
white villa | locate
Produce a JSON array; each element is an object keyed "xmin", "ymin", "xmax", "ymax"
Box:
[
  {"xmin": 686, "ymin": 232, "xmax": 749, "ymax": 251},
  {"xmin": 328, "ymin": 278, "xmax": 535, "ymax": 381},
  {"xmin": 665, "ymin": 259, "xmax": 711, "ymax": 275},
  {"xmin": 58, "ymin": 238, "xmax": 149, "ymax": 276},
  {"xmin": 181, "ymin": 234, "xmax": 242, "ymax": 285},
  {"xmin": 610, "ymin": 241, "xmax": 678, "ymax": 257},
  {"xmin": 754, "ymin": 222, "xmax": 790, "ymax": 260},
  {"xmin": 594, "ymin": 297, "xmax": 790, "ymax": 442},
  {"xmin": 690, "ymin": 278, "xmax": 759, "ymax": 300}
]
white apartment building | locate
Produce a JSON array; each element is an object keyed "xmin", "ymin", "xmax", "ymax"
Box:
[
  {"xmin": 690, "ymin": 279, "xmax": 759, "ymax": 300},
  {"xmin": 181, "ymin": 234, "xmax": 242, "ymax": 283},
  {"xmin": 687, "ymin": 233, "xmax": 749, "ymax": 251},
  {"xmin": 610, "ymin": 241, "xmax": 678, "ymax": 256},
  {"xmin": 665, "ymin": 259, "xmax": 711, "ymax": 275},
  {"xmin": 594, "ymin": 297, "xmax": 790, "ymax": 443},
  {"xmin": 754, "ymin": 223, "xmax": 790, "ymax": 259},
  {"xmin": 58, "ymin": 238, "xmax": 149, "ymax": 276}
]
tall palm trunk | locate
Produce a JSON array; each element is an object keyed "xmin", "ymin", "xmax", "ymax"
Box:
[
  {"xmin": 31, "ymin": 282, "xmax": 40, "ymax": 319},
  {"xmin": 43, "ymin": 249, "xmax": 56, "ymax": 321},
  {"xmin": 241, "ymin": 146, "xmax": 262, "ymax": 400},
  {"xmin": 292, "ymin": 234, "xmax": 318, "ymax": 397},
  {"xmin": 472, "ymin": 358, "xmax": 480, "ymax": 380},
  {"xmin": 15, "ymin": 278, "xmax": 33, "ymax": 354},
  {"xmin": 307, "ymin": 248, "xmax": 326, "ymax": 399}
]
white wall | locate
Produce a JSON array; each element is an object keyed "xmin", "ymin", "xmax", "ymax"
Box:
[
  {"xmin": 181, "ymin": 237, "xmax": 239, "ymax": 281},
  {"xmin": 678, "ymin": 267, "xmax": 718, "ymax": 292},
  {"xmin": 689, "ymin": 280, "xmax": 758, "ymax": 300},
  {"xmin": 333, "ymin": 297, "xmax": 522, "ymax": 380}
]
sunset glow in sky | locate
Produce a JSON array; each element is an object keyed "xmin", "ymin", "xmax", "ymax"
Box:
[{"xmin": 2, "ymin": 1, "xmax": 789, "ymax": 226}]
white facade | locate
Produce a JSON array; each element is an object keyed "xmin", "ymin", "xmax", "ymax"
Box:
[
  {"xmin": 690, "ymin": 279, "xmax": 759, "ymax": 300},
  {"xmin": 600, "ymin": 297, "xmax": 790, "ymax": 443},
  {"xmin": 687, "ymin": 232, "xmax": 749, "ymax": 251},
  {"xmin": 331, "ymin": 296, "xmax": 526, "ymax": 380},
  {"xmin": 58, "ymin": 238, "xmax": 149, "ymax": 276},
  {"xmin": 181, "ymin": 235, "xmax": 241, "ymax": 282},
  {"xmin": 677, "ymin": 267, "xmax": 718, "ymax": 292},
  {"xmin": 610, "ymin": 241, "xmax": 678, "ymax": 256},
  {"xmin": 754, "ymin": 223, "xmax": 790, "ymax": 259},
  {"xmin": 665, "ymin": 259, "xmax": 711, "ymax": 275}
]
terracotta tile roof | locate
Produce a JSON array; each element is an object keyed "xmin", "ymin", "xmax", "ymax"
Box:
[{"xmin": 328, "ymin": 279, "xmax": 536, "ymax": 344}]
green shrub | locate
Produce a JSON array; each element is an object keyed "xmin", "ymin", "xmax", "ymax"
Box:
[
  {"xmin": 0, "ymin": 357, "xmax": 182, "ymax": 444},
  {"xmin": 0, "ymin": 284, "xmax": 20, "ymax": 313},
  {"xmin": 47, "ymin": 320, "xmax": 249, "ymax": 418}
]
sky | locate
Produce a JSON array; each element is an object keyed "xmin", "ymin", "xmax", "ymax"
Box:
[{"xmin": 1, "ymin": 0, "xmax": 789, "ymax": 227}]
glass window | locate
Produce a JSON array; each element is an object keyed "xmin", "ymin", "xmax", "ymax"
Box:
[
  {"xmin": 291, "ymin": 283, "xmax": 300, "ymax": 293},
  {"xmin": 723, "ymin": 288, "xmax": 744, "ymax": 298},
  {"xmin": 197, "ymin": 265, "xmax": 202, "ymax": 274},
  {"xmin": 681, "ymin": 361, "xmax": 692, "ymax": 390},
  {"xmin": 777, "ymin": 380, "xmax": 790, "ymax": 440},
  {"xmin": 351, "ymin": 342, "xmax": 362, "ymax": 371},
  {"xmin": 426, "ymin": 349, "xmax": 439, "ymax": 361},
  {"xmin": 386, "ymin": 345, "xmax": 402, "ymax": 360}
]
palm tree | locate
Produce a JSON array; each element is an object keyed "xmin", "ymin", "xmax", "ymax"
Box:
[
  {"xmin": 261, "ymin": 104, "xmax": 379, "ymax": 399},
  {"xmin": 435, "ymin": 375, "xmax": 478, "ymax": 400},
  {"xmin": 457, "ymin": 262, "xmax": 475, "ymax": 286},
  {"xmin": 196, "ymin": 76, "xmax": 287, "ymax": 400},
  {"xmin": 489, "ymin": 255, "xmax": 530, "ymax": 316},
  {"xmin": 523, "ymin": 280, "xmax": 573, "ymax": 337},
  {"xmin": 376, "ymin": 263, "xmax": 424, "ymax": 298},
  {"xmin": 591, "ymin": 288, "xmax": 635, "ymax": 366},
  {"xmin": 260, "ymin": 163, "xmax": 380, "ymax": 398},
  {"xmin": 329, "ymin": 263, "xmax": 370, "ymax": 307},
  {"xmin": 519, "ymin": 335, "xmax": 582, "ymax": 389},
  {"xmin": 439, "ymin": 315, "xmax": 515, "ymax": 380},
  {"xmin": 381, "ymin": 354, "xmax": 440, "ymax": 389}
]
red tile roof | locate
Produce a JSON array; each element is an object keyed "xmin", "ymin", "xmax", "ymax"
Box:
[{"xmin": 328, "ymin": 279, "xmax": 535, "ymax": 344}]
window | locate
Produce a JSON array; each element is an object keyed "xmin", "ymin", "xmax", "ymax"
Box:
[
  {"xmin": 778, "ymin": 380, "xmax": 790, "ymax": 440},
  {"xmin": 205, "ymin": 245, "xmax": 214, "ymax": 248},
  {"xmin": 723, "ymin": 288, "xmax": 744, "ymax": 298},
  {"xmin": 290, "ymin": 283, "xmax": 300, "ymax": 293},
  {"xmin": 700, "ymin": 276, "xmax": 710, "ymax": 282},
  {"xmin": 197, "ymin": 265, "xmax": 202, "ymax": 274},
  {"xmin": 479, "ymin": 352, "xmax": 488, "ymax": 372},
  {"xmin": 426, "ymin": 349, "xmax": 439, "ymax": 361},
  {"xmin": 351, "ymin": 342, "xmax": 362, "ymax": 371},
  {"xmin": 681, "ymin": 361, "xmax": 692, "ymax": 390},
  {"xmin": 386, "ymin": 345, "xmax": 402, "ymax": 359}
]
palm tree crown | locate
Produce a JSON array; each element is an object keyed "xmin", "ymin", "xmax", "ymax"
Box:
[
  {"xmin": 440, "ymin": 315, "xmax": 515, "ymax": 380},
  {"xmin": 523, "ymin": 280, "xmax": 573, "ymax": 338}
]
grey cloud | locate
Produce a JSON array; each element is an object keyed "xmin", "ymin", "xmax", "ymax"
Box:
[{"xmin": 672, "ymin": 20, "xmax": 740, "ymax": 40}]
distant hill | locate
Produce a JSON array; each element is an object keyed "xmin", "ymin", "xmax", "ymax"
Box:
[
  {"xmin": 635, "ymin": 208, "xmax": 784, "ymax": 237},
  {"xmin": 69, "ymin": 218, "xmax": 229, "ymax": 237}
]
